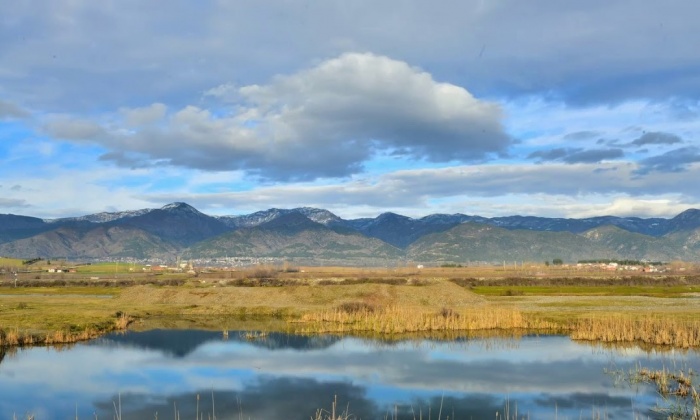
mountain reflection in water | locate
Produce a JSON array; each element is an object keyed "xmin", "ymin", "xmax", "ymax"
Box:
[{"xmin": 0, "ymin": 331, "xmax": 697, "ymax": 419}]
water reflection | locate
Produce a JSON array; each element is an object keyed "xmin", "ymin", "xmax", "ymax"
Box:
[
  {"xmin": 98, "ymin": 329, "xmax": 343, "ymax": 356},
  {"xmin": 1, "ymin": 331, "xmax": 697, "ymax": 419}
]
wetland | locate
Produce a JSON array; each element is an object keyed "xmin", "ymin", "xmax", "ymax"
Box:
[{"xmin": 2, "ymin": 264, "xmax": 700, "ymax": 418}]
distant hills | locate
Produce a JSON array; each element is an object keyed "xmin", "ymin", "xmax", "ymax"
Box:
[{"xmin": 1, "ymin": 202, "xmax": 700, "ymax": 264}]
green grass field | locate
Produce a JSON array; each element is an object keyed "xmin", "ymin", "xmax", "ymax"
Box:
[{"xmin": 74, "ymin": 262, "xmax": 147, "ymax": 274}]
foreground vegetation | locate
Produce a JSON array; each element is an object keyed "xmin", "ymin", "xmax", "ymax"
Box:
[
  {"xmin": 608, "ymin": 365, "xmax": 700, "ymax": 419},
  {"xmin": 2, "ymin": 261, "xmax": 700, "ymax": 349},
  {"xmin": 0, "ymin": 312, "xmax": 132, "ymax": 347}
]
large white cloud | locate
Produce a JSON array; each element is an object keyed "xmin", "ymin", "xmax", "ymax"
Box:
[{"xmin": 42, "ymin": 53, "xmax": 511, "ymax": 180}]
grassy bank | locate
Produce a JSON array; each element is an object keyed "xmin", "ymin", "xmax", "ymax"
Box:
[
  {"xmin": 2, "ymin": 267, "xmax": 700, "ymax": 349},
  {"xmin": 0, "ymin": 312, "xmax": 132, "ymax": 347}
]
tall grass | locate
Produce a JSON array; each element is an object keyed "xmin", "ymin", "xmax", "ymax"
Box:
[
  {"xmin": 295, "ymin": 305, "xmax": 559, "ymax": 335},
  {"xmin": 295, "ymin": 304, "xmax": 700, "ymax": 348},
  {"xmin": 572, "ymin": 316, "xmax": 700, "ymax": 348}
]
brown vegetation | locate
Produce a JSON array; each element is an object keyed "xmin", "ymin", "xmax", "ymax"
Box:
[
  {"xmin": 296, "ymin": 306, "xmax": 700, "ymax": 348},
  {"xmin": 295, "ymin": 305, "xmax": 560, "ymax": 335},
  {"xmin": 571, "ymin": 316, "xmax": 700, "ymax": 348}
]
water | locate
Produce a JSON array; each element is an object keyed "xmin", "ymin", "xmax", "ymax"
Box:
[{"xmin": 1, "ymin": 330, "xmax": 698, "ymax": 419}]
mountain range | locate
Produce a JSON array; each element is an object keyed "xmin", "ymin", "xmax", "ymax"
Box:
[{"xmin": 1, "ymin": 202, "xmax": 700, "ymax": 264}]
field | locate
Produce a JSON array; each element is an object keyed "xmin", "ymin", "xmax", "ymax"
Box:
[{"xmin": 1, "ymin": 262, "xmax": 700, "ymax": 348}]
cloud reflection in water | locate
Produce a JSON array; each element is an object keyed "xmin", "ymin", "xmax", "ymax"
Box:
[{"xmin": 0, "ymin": 331, "xmax": 696, "ymax": 419}]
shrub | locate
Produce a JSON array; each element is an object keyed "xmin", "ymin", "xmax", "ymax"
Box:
[
  {"xmin": 439, "ymin": 307, "xmax": 459, "ymax": 319},
  {"xmin": 338, "ymin": 302, "xmax": 376, "ymax": 314}
]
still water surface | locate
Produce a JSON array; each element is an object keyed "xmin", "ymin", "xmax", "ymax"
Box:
[{"xmin": 1, "ymin": 331, "xmax": 698, "ymax": 419}]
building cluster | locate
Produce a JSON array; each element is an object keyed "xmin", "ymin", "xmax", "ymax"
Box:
[
  {"xmin": 188, "ymin": 256, "xmax": 282, "ymax": 269},
  {"xmin": 575, "ymin": 262, "xmax": 664, "ymax": 272},
  {"xmin": 143, "ymin": 262, "xmax": 196, "ymax": 275},
  {"xmin": 47, "ymin": 267, "xmax": 76, "ymax": 273}
]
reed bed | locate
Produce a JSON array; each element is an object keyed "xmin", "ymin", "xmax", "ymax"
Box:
[
  {"xmin": 295, "ymin": 305, "xmax": 559, "ymax": 335},
  {"xmin": 296, "ymin": 304, "xmax": 700, "ymax": 349},
  {"xmin": 571, "ymin": 316, "xmax": 700, "ymax": 348},
  {"xmin": 0, "ymin": 312, "xmax": 132, "ymax": 348}
]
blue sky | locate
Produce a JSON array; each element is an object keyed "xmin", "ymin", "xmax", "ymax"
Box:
[{"xmin": 1, "ymin": 1, "xmax": 699, "ymax": 219}]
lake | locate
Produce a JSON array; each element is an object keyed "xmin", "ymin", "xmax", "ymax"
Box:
[{"xmin": 1, "ymin": 330, "xmax": 697, "ymax": 419}]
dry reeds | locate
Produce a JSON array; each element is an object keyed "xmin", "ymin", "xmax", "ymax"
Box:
[
  {"xmin": 296, "ymin": 304, "xmax": 700, "ymax": 349},
  {"xmin": 0, "ymin": 329, "xmax": 35, "ymax": 347},
  {"xmin": 571, "ymin": 316, "xmax": 700, "ymax": 348},
  {"xmin": 295, "ymin": 305, "xmax": 559, "ymax": 335},
  {"xmin": 114, "ymin": 312, "xmax": 132, "ymax": 330},
  {"xmin": 44, "ymin": 328, "xmax": 97, "ymax": 344},
  {"xmin": 610, "ymin": 365, "xmax": 700, "ymax": 419},
  {"xmin": 313, "ymin": 396, "xmax": 353, "ymax": 420}
]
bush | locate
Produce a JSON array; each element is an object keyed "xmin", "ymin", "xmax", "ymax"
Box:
[
  {"xmin": 338, "ymin": 302, "xmax": 376, "ymax": 314},
  {"xmin": 439, "ymin": 307, "xmax": 459, "ymax": 319}
]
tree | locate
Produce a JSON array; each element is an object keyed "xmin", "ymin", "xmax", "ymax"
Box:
[{"xmin": 552, "ymin": 258, "xmax": 563, "ymax": 266}]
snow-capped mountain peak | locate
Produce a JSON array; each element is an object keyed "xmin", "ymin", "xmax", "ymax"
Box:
[
  {"xmin": 45, "ymin": 208, "xmax": 153, "ymax": 224},
  {"xmin": 160, "ymin": 202, "xmax": 203, "ymax": 215}
]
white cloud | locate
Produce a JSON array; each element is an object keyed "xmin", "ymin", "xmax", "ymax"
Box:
[{"xmin": 42, "ymin": 53, "xmax": 511, "ymax": 181}]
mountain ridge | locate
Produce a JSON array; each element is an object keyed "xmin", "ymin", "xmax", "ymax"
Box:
[{"xmin": 1, "ymin": 203, "xmax": 700, "ymax": 263}]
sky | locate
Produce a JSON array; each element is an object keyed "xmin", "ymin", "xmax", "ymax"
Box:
[{"xmin": 1, "ymin": 1, "xmax": 699, "ymax": 220}]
